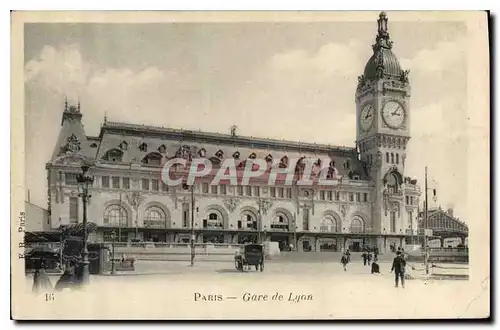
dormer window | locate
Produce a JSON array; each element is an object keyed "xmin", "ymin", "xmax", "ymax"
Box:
[
  {"xmin": 249, "ymin": 152, "xmax": 257, "ymax": 159},
  {"xmin": 139, "ymin": 142, "xmax": 148, "ymax": 152},
  {"xmin": 329, "ymin": 160, "xmax": 336, "ymax": 168},
  {"xmin": 279, "ymin": 156, "xmax": 289, "ymax": 168},
  {"xmin": 102, "ymin": 149, "xmax": 123, "ymax": 163},
  {"xmin": 215, "ymin": 149, "xmax": 224, "ymax": 158},
  {"xmin": 233, "ymin": 151, "xmax": 240, "ymax": 159},
  {"xmin": 158, "ymin": 144, "xmax": 167, "ymax": 154},
  {"xmin": 90, "ymin": 143, "xmax": 98, "ymax": 148},
  {"xmin": 265, "ymin": 154, "xmax": 273, "ymax": 163},
  {"xmin": 119, "ymin": 141, "xmax": 128, "ymax": 151},
  {"xmin": 198, "ymin": 148, "xmax": 207, "ymax": 157},
  {"xmin": 142, "ymin": 152, "xmax": 163, "ymax": 166}
]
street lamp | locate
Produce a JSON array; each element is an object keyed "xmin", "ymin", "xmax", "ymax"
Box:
[
  {"xmin": 110, "ymin": 230, "xmax": 116, "ymax": 275},
  {"xmin": 77, "ymin": 164, "xmax": 94, "ymax": 285}
]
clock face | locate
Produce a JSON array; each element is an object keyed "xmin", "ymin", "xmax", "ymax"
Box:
[
  {"xmin": 360, "ymin": 104, "xmax": 374, "ymax": 131},
  {"xmin": 382, "ymin": 101, "xmax": 405, "ymax": 128}
]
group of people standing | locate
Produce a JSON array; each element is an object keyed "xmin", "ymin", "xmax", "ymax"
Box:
[
  {"xmin": 339, "ymin": 246, "xmax": 408, "ymax": 289},
  {"xmin": 32, "ymin": 257, "xmax": 81, "ymax": 294}
]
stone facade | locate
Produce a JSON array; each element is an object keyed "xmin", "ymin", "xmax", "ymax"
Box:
[{"xmin": 45, "ymin": 12, "xmax": 421, "ymax": 253}]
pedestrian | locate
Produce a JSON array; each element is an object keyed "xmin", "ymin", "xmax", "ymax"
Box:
[
  {"xmin": 341, "ymin": 253, "xmax": 349, "ymax": 271},
  {"xmin": 371, "ymin": 260, "xmax": 380, "ymax": 274},
  {"xmin": 390, "ymin": 251, "xmax": 406, "ymax": 288},
  {"xmin": 367, "ymin": 251, "xmax": 372, "ymax": 265},
  {"xmin": 345, "ymin": 249, "xmax": 351, "ymax": 263},
  {"xmin": 361, "ymin": 251, "xmax": 367, "ymax": 265},
  {"xmin": 54, "ymin": 260, "xmax": 77, "ymax": 292},
  {"xmin": 32, "ymin": 257, "xmax": 53, "ymax": 294}
]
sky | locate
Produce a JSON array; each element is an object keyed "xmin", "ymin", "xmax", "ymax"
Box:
[{"xmin": 24, "ymin": 16, "xmax": 468, "ymax": 221}]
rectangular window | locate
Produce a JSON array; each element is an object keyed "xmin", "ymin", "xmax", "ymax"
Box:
[
  {"xmin": 390, "ymin": 211, "xmax": 396, "ymax": 233},
  {"xmin": 245, "ymin": 186, "xmax": 252, "ymax": 196},
  {"xmin": 270, "ymin": 187, "xmax": 276, "ymax": 198},
  {"xmin": 202, "ymin": 183, "xmax": 209, "ymax": 193},
  {"xmin": 363, "ymin": 193, "xmax": 368, "ymax": 203},
  {"xmin": 286, "ymin": 188, "xmax": 292, "ymax": 199},
  {"xmin": 123, "ymin": 177, "xmax": 130, "ymax": 189},
  {"xmin": 349, "ymin": 193, "xmax": 354, "ymax": 202},
  {"xmin": 219, "ymin": 184, "xmax": 227, "ymax": 195},
  {"xmin": 65, "ymin": 173, "xmax": 78, "ymax": 186},
  {"xmin": 69, "ymin": 197, "xmax": 78, "ymax": 224},
  {"xmin": 356, "ymin": 193, "xmax": 361, "ymax": 202},
  {"xmin": 237, "ymin": 186, "xmax": 244, "ymax": 196},
  {"xmin": 142, "ymin": 179, "xmax": 149, "ymax": 190},
  {"xmin": 161, "ymin": 182, "xmax": 169, "ymax": 192},
  {"xmin": 327, "ymin": 191, "xmax": 333, "ymax": 201},
  {"xmin": 335, "ymin": 192, "xmax": 340, "ymax": 201},
  {"xmin": 112, "ymin": 176, "xmax": 120, "ymax": 189},
  {"xmin": 102, "ymin": 176, "xmax": 110, "ymax": 188},
  {"xmin": 303, "ymin": 208, "xmax": 310, "ymax": 231},
  {"xmin": 152, "ymin": 179, "xmax": 159, "ymax": 191},
  {"xmin": 211, "ymin": 185, "xmax": 218, "ymax": 195},
  {"xmin": 406, "ymin": 196, "xmax": 410, "ymax": 205},
  {"xmin": 320, "ymin": 191, "xmax": 325, "ymax": 200},
  {"xmin": 410, "ymin": 196, "xmax": 414, "ymax": 205},
  {"xmin": 182, "ymin": 203, "xmax": 189, "ymax": 228},
  {"xmin": 278, "ymin": 187, "xmax": 284, "ymax": 198},
  {"xmin": 254, "ymin": 186, "xmax": 260, "ymax": 197}
]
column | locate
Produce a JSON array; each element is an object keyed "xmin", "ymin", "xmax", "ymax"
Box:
[
  {"xmin": 440, "ymin": 237, "xmax": 445, "ymax": 248},
  {"xmin": 460, "ymin": 236, "xmax": 466, "ymax": 246}
]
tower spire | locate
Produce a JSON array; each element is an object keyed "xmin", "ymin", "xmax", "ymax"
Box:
[
  {"xmin": 64, "ymin": 95, "xmax": 68, "ymax": 111},
  {"xmin": 373, "ymin": 11, "xmax": 393, "ymax": 51}
]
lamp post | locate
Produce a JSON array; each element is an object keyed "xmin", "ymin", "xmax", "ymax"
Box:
[
  {"xmin": 111, "ymin": 230, "xmax": 116, "ymax": 275},
  {"xmin": 190, "ymin": 184, "xmax": 195, "ymax": 267},
  {"xmin": 77, "ymin": 164, "xmax": 94, "ymax": 285}
]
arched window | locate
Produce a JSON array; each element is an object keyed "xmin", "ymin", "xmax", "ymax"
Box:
[
  {"xmin": 320, "ymin": 215, "xmax": 338, "ymax": 232},
  {"xmin": 396, "ymin": 153, "xmax": 399, "ymax": 164},
  {"xmin": 271, "ymin": 212, "xmax": 290, "ymax": 231},
  {"xmin": 391, "ymin": 153, "xmax": 394, "ymax": 164},
  {"xmin": 205, "ymin": 211, "xmax": 224, "ymax": 229},
  {"xmin": 198, "ymin": 148, "xmax": 206, "ymax": 157},
  {"xmin": 158, "ymin": 144, "xmax": 167, "ymax": 154},
  {"xmin": 103, "ymin": 205, "xmax": 127, "ymax": 227},
  {"xmin": 386, "ymin": 152, "xmax": 389, "ymax": 163},
  {"xmin": 102, "ymin": 149, "xmax": 123, "ymax": 163},
  {"xmin": 350, "ymin": 216, "xmax": 364, "ymax": 233},
  {"xmin": 241, "ymin": 211, "xmax": 257, "ymax": 230},
  {"xmin": 387, "ymin": 173, "xmax": 399, "ymax": 194},
  {"xmin": 144, "ymin": 206, "xmax": 166, "ymax": 228}
]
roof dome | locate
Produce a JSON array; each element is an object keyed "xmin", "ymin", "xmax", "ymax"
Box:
[
  {"xmin": 360, "ymin": 12, "xmax": 404, "ymax": 81},
  {"xmin": 363, "ymin": 47, "xmax": 402, "ymax": 80}
]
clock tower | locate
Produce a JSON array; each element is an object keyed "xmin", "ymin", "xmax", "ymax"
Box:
[{"xmin": 355, "ymin": 12, "xmax": 411, "ymax": 250}]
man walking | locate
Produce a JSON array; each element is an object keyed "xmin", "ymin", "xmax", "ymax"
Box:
[{"xmin": 390, "ymin": 251, "xmax": 406, "ymax": 288}]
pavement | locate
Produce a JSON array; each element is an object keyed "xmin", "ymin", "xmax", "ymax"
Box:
[{"xmin": 20, "ymin": 259, "xmax": 477, "ymax": 319}]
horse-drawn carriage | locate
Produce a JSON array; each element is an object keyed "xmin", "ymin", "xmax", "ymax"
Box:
[{"xmin": 234, "ymin": 244, "xmax": 264, "ymax": 272}]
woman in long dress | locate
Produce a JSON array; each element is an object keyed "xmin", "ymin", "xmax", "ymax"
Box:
[{"xmin": 32, "ymin": 257, "xmax": 53, "ymax": 294}]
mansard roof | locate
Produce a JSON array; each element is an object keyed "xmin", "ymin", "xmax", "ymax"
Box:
[{"xmin": 95, "ymin": 121, "xmax": 369, "ymax": 180}]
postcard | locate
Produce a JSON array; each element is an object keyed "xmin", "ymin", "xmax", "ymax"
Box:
[{"xmin": 11, "ymin": 10, "xmax": 490, "ymax": 320}]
